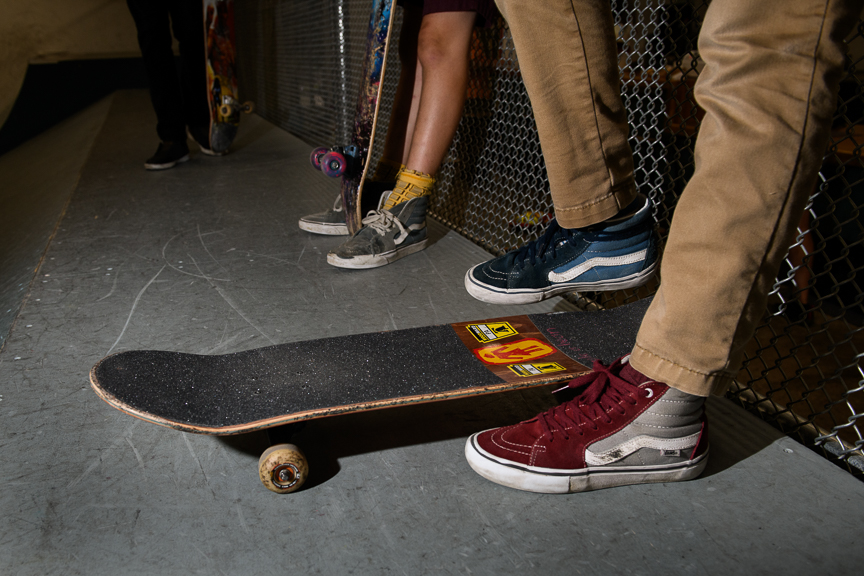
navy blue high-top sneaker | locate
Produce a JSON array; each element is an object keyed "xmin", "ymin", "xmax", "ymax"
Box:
[{"xmin": 465, "ymin": 195, "xmax": 658, "ymax": 304}]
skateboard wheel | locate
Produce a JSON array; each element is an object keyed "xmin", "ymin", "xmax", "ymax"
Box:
[
  {"xmin": 219, "ymin": 103, "xmax": 233, "ymax": 117},
  {"xmin": 258, "ymin": 443, "xmax": 308, "ymax": 494},
  {"xmin": 242, "ymin": 101, "xmax": 255, "ymax": 114},
  {"xmin": 321, "ymin": 151, "xmax": 346, "ymax": 178},
  {"xmin": 310, "ymin": 147, "xmax": 329, "ymax": 171}
]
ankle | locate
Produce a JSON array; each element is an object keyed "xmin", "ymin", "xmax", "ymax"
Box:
[
  {"xmin": 620, "ymin": 357, "xmax": 705, "ymax": 418},
  {"xmin": 383, "ymin": 168, "xmax": 435, "ymax": 211}
]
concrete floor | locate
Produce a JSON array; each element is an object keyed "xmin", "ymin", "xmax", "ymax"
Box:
[{"xmin": 1, "ymin": 91, "xmax": 863, "ymax": 575}]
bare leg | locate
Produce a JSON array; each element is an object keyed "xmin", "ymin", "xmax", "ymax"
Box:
[
  {"xmin": 405, "ymin": 11, "xmax": 477, "ymax": 174},
  {"xmin": 328, "ymin": 11, "xmax": 478, "ymax": 267}
]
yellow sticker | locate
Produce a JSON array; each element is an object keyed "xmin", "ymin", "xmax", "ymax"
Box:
[
  {"xmin": 508, "ymin": 362, "xmax": 567, "ymax": 377},
  {"xmin": 466, "ymin": 321, "xmax": 518, "ymax": 343},
  {"xmin": 474, "ymin": 338, "xmax": 556, "ymax": 365}
]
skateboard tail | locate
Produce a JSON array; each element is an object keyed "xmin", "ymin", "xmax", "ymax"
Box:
[{"xmin": 210, "ymin": 122, "xmax": 237, "ymax": 153}]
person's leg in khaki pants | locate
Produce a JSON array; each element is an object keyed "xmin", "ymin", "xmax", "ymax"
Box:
[
  {"xmin": 463, "ymin": 0, "xmax": 859, "ymax": 493},
  {"xmin": 630, "ymin": 0, "xmax": 857, "ymax": 396},
  {"xmin": 464, "ymin": 0, "xmax": 660, "ymax": 305},
  {"xmin": 494, "ymin": 0, "xmax": 637, "ymax": 226}
]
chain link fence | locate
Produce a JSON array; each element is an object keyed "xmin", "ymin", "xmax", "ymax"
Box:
[{"xmin": 235, "ymin": 0, "xmax": 864, "ymax": 477}]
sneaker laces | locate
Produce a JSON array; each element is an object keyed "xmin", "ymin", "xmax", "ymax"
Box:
[
  {"xmin": 328, "ymin": 194, "xmax": 345, "ymax": 213},
  {"xmin": 361, "ymin": 209, "xmax": 409, "ymax": 245},
  {"xmin": 536, "ymin": 358, "xmax": 644, "ymax": 441},
  {"xmin": 507, "ymin": 197, "xmax": 649, "ymax": 269},
  {"xmin": 510, "ymin": 220, "xmax": 575, "ymax": 268}
]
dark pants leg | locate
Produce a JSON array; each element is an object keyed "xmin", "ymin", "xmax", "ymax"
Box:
[
  {"xmin": 127, "ymin": 0, "xmax": 208, "ymax": 141},
  {"xmin": 169, "ymin": 0, "xmax": 210, "ymax": 134}
]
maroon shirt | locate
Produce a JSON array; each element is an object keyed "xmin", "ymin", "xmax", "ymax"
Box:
[{"xmin": 403, "ymin": 0, "xmax": 499, "ymax": 27}]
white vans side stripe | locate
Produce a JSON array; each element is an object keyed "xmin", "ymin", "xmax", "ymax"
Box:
[
  {"xmin": 585, "ymin": 432, "xmax": 701, "ymax": 466},
  {"xmin": 548, "ymin": 249, "xmax": 647, "ymax": 283}
]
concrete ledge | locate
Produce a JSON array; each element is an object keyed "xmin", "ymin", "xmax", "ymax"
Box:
[{"xmin": 0, "ymin": 95, "xmax": 112, "ymax": 349}]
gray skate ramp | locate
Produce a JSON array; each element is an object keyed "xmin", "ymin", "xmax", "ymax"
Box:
[{"xmin": 0, "ymin": 96, "xmax": 112, "ymax": 348}]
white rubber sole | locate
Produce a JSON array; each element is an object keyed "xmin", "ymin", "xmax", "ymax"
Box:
[
  {"xmin": 197, "ymin": 145, "xmax": 226, "ymax": 157},
  {"xmin": 187, "ymin": 129, "xmax": 227, "ymax": 156},
  {"xmin": 298, "ymin": 219, "xmax": 349, "ymax": 235},
  {"xmin": 463, "ymin": 260, "xmax": 658, "ymax": 305},
  {"xmin": 327, "ymin": 239, "xmax": 429, "ymax": 269},
  {"xmin": 144, "ymin": 154, "xmax": 189, "ymax": 171},
  {"xmin": 465, "ymin": 433, "xmax": 708, "ymax": 494}
]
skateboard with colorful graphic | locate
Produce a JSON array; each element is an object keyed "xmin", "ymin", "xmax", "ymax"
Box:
[
  {"xmin": 203, "ymin": 0, "xmax": 254, "ymax": 153},
  {"xmin": 89, "ymin": 299, "xmax": 650, "ymax": 494},
  {"xmin": 309, "ymin": 0, "xmax": 397, "ymax": 234}
]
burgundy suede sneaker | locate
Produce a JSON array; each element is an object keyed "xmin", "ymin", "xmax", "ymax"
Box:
[{"xmin": 465, "ymin": 356, "xmax": 709, "ymax": 493}]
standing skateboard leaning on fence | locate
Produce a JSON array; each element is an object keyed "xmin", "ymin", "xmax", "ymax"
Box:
[
  {"xmin": 299, "ymin": 0, "xmax": 499, "ymax": 269},
  {"xmin": 462, "ymin": 0, "xmax": 860, "ymax": 493}
]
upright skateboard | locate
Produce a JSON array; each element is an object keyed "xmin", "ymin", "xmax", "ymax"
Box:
[
  {"xmin": 309, "ymin": 0, "xmax": 398, "ymax": 234},
  {"xmin": 90, "ymin": 300, "xmax": 650, "ymax": 494},
  {"xmin": 203, "ymin": 0, "xmax": 254, "ymax": 153}
]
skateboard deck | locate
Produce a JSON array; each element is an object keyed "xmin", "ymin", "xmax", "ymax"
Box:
[
  {"xmin": 203, "ymin": 0, "xmax": 253, "ymax": 153},
  {"xmin": 310, "ymin": 0, "xmax": 397, "ymax": 234},
  {"xmin": 90, "ymin": 299, "xmax": 650, "ymax": 493}
]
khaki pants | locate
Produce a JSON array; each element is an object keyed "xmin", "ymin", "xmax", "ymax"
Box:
[{"xmin": 495, "ymin": 0, "xmax": 860, "ymax": 396}]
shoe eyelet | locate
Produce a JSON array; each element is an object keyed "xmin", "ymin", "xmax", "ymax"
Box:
[{"xmin": 645, "ymin": 387, "xmax": 654, "ymax": 398}]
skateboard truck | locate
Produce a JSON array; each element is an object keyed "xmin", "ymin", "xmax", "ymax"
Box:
[
  {"xmin": 310, "ymin": 145, "xmax": 366, "ymax": 179},
  {"xmin": 218, "ymin": 96, "xmax": 255, "ymax": 119}
]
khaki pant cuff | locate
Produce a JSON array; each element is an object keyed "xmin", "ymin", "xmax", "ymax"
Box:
[
  {"xmin": 554, "ymin": 184, "xmax": 637, "ymax": 229},
  {"xmin": 629, "ymin": 345, "xmax": 731, "ymax": 397}
]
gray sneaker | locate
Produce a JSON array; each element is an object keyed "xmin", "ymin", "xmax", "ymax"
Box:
[
  {"xmin": 299, "ymin": 194, "xmax": 351, "ymax": 235},
  {"xmin": 326, "ymin": 192, "xmax": 429, "ymax": 269},
  {"xmin": 298, "ymin": 182, "xmax": 393, "ymax": 236}
]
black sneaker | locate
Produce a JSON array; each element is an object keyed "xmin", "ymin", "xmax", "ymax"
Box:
[
  {"xmin": 144, "ymin": 141, "xmax": 190, "ymax": 170},
  {"xmin": 464, "ymin": 196, "xmax": 659, "ymax": 304},
  {"xmin": 187, "ymin": 126, "xmax": 225, "ymax": 157}
]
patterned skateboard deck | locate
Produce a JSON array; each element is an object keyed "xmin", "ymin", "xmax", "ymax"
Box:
[
  {"xmin": 90, "ymin": 299, "xmax": 650, "ymax": 436},
  {"xmin": 343, "ymin": 0, "xmax": 398, "ymax": 234},
  {"xmin": 203, "ymin": 0, "xmax": 252, "ymax": 152}
]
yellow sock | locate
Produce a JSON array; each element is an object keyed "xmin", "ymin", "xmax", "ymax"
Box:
[
  {"xmin": 383, "ymin": 168, "xmax": 435, "ymax": 211},
  {"xmin": 371, "ymin": 158, "xmax": 404, "ymax": 182}
]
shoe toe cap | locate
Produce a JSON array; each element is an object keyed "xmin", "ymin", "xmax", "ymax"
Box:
[{"xmin": 472, "ymin": 425, "xmax": 539, "ymax": 466}]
